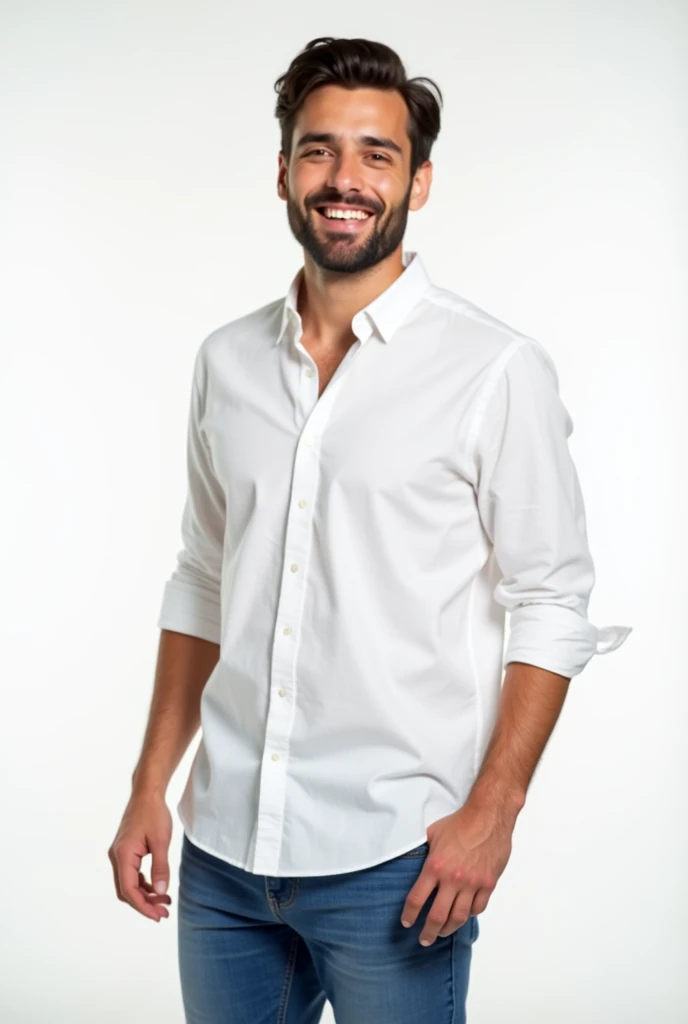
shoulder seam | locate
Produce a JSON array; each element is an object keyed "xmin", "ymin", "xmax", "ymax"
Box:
[
  {"xmin": 423, "ymin": 289, "xmax": 530, "ymax": 345},
  {"xmin": 463, "ymin": 337, "xmax": 539, "ymax": 461}
]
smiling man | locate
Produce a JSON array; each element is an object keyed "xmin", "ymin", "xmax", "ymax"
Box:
[
  {"xmin": 279, "ymin": 75, "xmax": 433, "ymax": 396},
  {"xmin": 284, "ymin": 91, "xmax": 419, "ymax": 277},
  {"xmin": 109, "ymin": 36, "xmax": 632, "ymax": 1024}
]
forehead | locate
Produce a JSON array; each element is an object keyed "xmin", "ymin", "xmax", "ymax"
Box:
[{"xmin": 292, "ymin": 85, "xmax": 410, "ymax": 151}]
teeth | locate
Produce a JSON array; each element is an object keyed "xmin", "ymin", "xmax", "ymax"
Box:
[{"xmin": 322, "ymin": 208, "xmax": 371, "ymax": 220}]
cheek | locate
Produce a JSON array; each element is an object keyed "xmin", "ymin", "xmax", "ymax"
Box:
[
  {"xmin": 368, "ymin": 176, "xmax": 405, "ymax": 207},
  {"xmin": 293, "ymin": 167, "xmax": 325, "ymax": 198}
]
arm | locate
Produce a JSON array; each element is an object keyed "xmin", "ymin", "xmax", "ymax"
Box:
[
  {"xmin": 402, "ymin": 658, "xmax": 572, "ymax": 940},
  {"xmin": 134, "ymin": 341, "xmax": 226, "ymax": 795},
  {"xmin": 464, "ymin": 339, "xmax": 630, "ymax": 815},
  {"xmin": 131, "ymin": 629, "xmax": 219, "ymax": 798},
  {"xmin": 400, "ymin": 342, "xmax": 632, "ymax": 942},
  {"xmin": 109, "ymin": 629, "xmax": 217, "ymax": 923},
  {"xmin": 109, "ymin": 342, "xmax": 225, "ymax": 921},
  {"xmin": 466, "ymin": 660, "xmax": 570, "ymax": 820}
]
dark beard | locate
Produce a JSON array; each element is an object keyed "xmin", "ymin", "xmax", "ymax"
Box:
[{"xmin": 285, "ymin": 182, "xmax": 413, "ymax": 274}]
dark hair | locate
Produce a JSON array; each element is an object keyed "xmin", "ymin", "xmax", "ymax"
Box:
[{"xmin": 274, "ymin": 37, "xmax": 443, "ymax": 178}]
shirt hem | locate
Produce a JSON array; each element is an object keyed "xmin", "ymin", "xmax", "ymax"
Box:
[{"xmin": 180, "ymin": 818, "xmax": 430, "ymax": 877}]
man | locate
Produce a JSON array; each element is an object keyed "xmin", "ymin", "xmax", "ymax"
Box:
[{"xmin": 109, "ymin": 36, "xmax": 632, "ymax": 1023}]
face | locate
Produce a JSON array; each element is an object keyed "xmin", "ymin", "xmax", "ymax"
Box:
[{"xmin": 277, "ymin": 85, "xmax": 432, "ymax": 274}]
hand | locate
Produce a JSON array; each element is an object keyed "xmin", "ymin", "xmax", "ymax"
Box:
[
  {"xmin": 108, "ymin": 791, "xmax": 173, "ymax": 922},
  {"xmin": 399, "ymin": 801, "xmax": 516, "ymax": 946}
]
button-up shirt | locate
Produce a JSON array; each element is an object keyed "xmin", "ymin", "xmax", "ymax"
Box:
[{"xmin": 157, "ymin": 250, "xmax": 632, "ymax": 877}]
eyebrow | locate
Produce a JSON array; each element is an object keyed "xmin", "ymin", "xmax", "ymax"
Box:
[{"xmin": 294, "ymin": 132, "xmax": 404, "ymax": 158}]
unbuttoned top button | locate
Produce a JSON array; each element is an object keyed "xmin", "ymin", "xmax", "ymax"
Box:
[
  {"xmin": 306, "ymin": 368, "xmax": 314, "ymax": 377},
  {"xmin": 298, "ymin": 499, "xmax": 307, "ymax": 508},
  {"xmin": 283, "ymin": 625, "xmax": 292, "ymax": 635},
  {"xmin": 290, "ymin": 563, "xmax": 298, "ymax": 573},
  {"xmin": 272, "ymin": 752, "xmax": 280, "ymax": 761}
]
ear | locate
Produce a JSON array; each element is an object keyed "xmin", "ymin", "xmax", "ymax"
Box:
[
  {"xmin": 277, "ymin": 152, "xmax": 288, "ymax": 201},
  {"xmin": 409, "ymin": 161, "xmax": 433, "ymax": 212}
]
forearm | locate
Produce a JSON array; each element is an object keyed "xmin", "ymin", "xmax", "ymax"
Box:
[
  {"xmin": 131, "ymin": 628, "xmax": 219, "ymax": 798},
  {"xmin": 467, "ymin": 660, "xmax": 571, "ymax": 817}
]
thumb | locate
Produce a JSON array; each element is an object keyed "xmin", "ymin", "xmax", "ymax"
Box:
[{"xmin": 150, "ymin": 840, "xmax": 170, "ymax": 895}]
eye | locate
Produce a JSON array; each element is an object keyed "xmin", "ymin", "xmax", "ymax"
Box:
[{"xmin": 303, "ymin": 149, "xmax": 390, "ymax": 162}]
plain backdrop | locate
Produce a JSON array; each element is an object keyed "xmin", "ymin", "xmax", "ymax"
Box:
[{"xmin": 2, "ymin": 1, "xmax": 685, "ymax": 1021}]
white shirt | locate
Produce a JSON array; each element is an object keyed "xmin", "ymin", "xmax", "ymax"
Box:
[{"xmin": 157, "ymin": 250, "xmax": 632, "ymax": 877}]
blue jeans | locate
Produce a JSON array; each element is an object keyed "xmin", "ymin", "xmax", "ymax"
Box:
[{"xmin": 178, "ymin": 831, "xmax": 479, "ymax": 1023}]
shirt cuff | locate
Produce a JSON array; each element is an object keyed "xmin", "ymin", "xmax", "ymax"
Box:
[
  {"xmin": 156, "ymin": 575, "xmax": 222, "ymax": 645},
  {"xmin": 504, "ymin": 603, "xmax": 633, "ymax": 679}
]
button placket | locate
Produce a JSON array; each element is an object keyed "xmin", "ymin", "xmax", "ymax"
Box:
[{"xmin": 251, "ymin": 336, "xmax": 364, "ymax": 874}]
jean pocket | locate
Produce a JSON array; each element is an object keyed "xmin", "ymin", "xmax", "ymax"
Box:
[
  {"xmin": 398, "ymin": 841, "xmax": 430, "ymax": 859},
  {"xmin": 470, "ymin": 913, "xmax": 480, "ymax": 942}
]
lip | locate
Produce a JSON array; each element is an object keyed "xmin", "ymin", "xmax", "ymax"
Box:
[{"xmin": 314, "ymin": 207, "xmax": 376, "ymax": 233}]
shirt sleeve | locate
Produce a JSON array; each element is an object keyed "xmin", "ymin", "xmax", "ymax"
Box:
[
  {"xmin": 471, "ymin": 339, "xmax": 632, "ymax": 679},
  {"xmin": 156, "ymin": 344, "xmax": 225, "ymax": 644}
]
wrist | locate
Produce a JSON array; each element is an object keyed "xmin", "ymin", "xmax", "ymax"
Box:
[
  {"xmin": 466, "ymin": 776, "xmax": 526, "ymax": 821},
  {"xmin": 131, "ymin": 767, "xmax": 169, "ymax": 800}
]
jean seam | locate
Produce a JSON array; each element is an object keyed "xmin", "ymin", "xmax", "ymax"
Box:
[
  {"xmin": 276, "ymin": 931, "xmax": 301, "ymax": 1024},
  {"xmin": 450, "ymin": 928, "xmax": 457, "ymax": 1024},
  {"xmin": 278, "ymin": 876, "xmax": 300, "ymax": 910}
]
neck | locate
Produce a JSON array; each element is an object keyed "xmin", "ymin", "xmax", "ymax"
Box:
[{"xmin": 297, "ymin": 247, "xmax": 404, "ymax": 348}]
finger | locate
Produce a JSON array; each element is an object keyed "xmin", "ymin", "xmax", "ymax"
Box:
[
  {"xmin": 116, "ymin": 845, "xmax": 162, "ymax": 921},
  {"xmin": 138, "ymin": 871, "xmax": 171, "ymax": 898},
  {"xmin": 108, "ymin": 847, "xmax": 124, "ymax": 902},
  {"xmin": 437, "ymin": 891, "xmax": 477, "ymax": 938},
  {"xmin": 400, "ymin": 868, "xmax": 439, "ymax": 929},
  {"xmin": 149, "ymin": 837, "xmax": 171, "ymax": 898},
  {"xmin": 418, "ymin": 882, "xmax": 462, "ymax": 946},
  {"xmin": 139, "ymin": 872, "xmax": 172, "ymax": 909},
  {"xmin": 470, "ymin": 885, "xmax": 492, "ymax": 916}
]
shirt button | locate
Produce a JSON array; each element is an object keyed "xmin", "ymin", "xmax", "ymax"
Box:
[
  {"xmin": 290, "ymin": 563, "xmax": 298, "ymax": 573},
  {"xmin": 305, "ymin": 437, "xmax": 314, "ymax": 446},
  {"xmin": 305, "ymin": 368, "xmax": 314, "ymax": 378},
  {"xmin": 278, "ymin": 688, "xmax": 286, "ymax": 697},
  {"xmin": 298, "ymin": 499, "xmax": 307, "ymax": 508},
  {"xmin": 283, "ymin": 625, "xmax": 292, "ymax": 635},
  {"xmin": 271, "ymin": 752, "xmax": 280, "ymax": 761}
]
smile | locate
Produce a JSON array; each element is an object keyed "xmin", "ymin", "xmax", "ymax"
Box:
[{"xmin": 314, "ymin": 207, "xmax": 376, "ymax": 233}]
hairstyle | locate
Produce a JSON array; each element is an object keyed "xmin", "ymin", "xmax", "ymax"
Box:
[{"xmin": 274, "ymin": 37, "xmax": 443, "ymax": 178}]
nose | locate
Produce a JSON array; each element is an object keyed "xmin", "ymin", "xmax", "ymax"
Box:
[{"xmin": 325, "ymin": 149, "xmax": 365, "ymax": 196}]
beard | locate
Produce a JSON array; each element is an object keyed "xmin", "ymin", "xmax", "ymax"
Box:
[{"xmin": 285, "ymin": 180, "xmax": 413, "ymax": 274}]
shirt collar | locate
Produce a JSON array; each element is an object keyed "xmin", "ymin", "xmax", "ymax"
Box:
[{"xmin": 275, "ymin": 250, "xmax": 432, "ymax": 347}]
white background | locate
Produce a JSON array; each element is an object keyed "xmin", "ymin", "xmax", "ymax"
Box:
[{"xmin": 2, "ymin": 1, "xmax": 685, "ymax": 1021}]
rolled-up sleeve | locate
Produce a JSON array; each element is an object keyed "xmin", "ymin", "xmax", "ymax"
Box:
[
  {"xmin": 471, "ymin": 339, "xmax": 632, "ymax": 679},
  {"xmin": 156, "ymin": 344, "xmax": 225, "ymax": 644}
]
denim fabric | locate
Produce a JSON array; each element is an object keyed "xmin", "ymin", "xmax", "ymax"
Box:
[{"xmin": 178, "ymin": 832, "xmax": 479, "ymax": 1023}]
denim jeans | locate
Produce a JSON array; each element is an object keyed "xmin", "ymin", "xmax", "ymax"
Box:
[{"xmin": 177, "ymin": 831, "xmax": 479, "ymax": 1023}]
